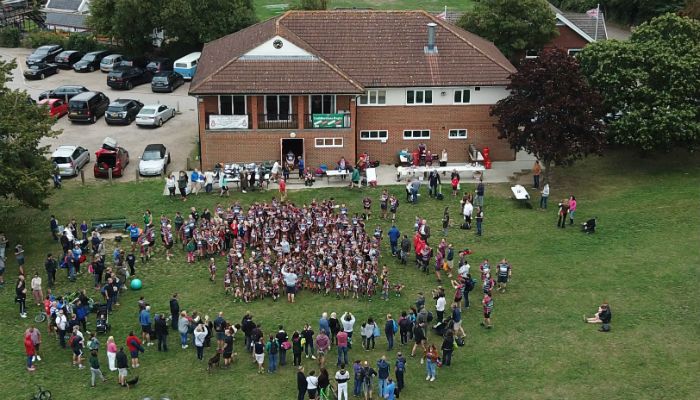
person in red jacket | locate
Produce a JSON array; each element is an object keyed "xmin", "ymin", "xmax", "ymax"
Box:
[
  {"xmin": 126, "ymin": 331, "xmax": 142, "ymax": 368},
  {"xmin": 279, "ymin": 178, "xmax": 287, "ymax": 202},
  {"xmin": 25, "ymin": 333, "xmax": 35, "ymax": 371}
]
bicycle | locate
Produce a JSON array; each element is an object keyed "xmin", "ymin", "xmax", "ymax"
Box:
[
  {"xmin": 30, "ymin": 384, "xmax": 51, "ymax": 400},
  {"xmin": 34, "ymin": 311, "xmax": 47, "ymax": 323}
]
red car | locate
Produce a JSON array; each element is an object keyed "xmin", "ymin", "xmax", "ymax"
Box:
[
  {"xmin": 38, "ymin": 98, "xmax": 68, "ymax": 118},
  {"xmin": 94, "ymin": 146, "xmax": 129, "ymax": 178}
]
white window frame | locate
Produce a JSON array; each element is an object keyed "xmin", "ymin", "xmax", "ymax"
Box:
[
  {"xmin": 448, "ymin": 129, "xmax": 468, "ymax": 139},
  {"xmin": 308, "ymin": 94, "xmax": 337, "ymax": 114},
  {"xmin": 453, "ymin": 89, "xmax": 471, "ymax": 104},
  {"xmin": 358, "ymin": 90, "xmax": 386, "ymax": 106},
  {"xmin": 406, "ymin": 89, "xmax": 433, "ymax": 105},
  {"xmin": 314, "ymin": 137, "xmax": 344, "ymax": 148},
  {"xmin": 568, "ymin": 48, "xmax": 582, "ymax": 55},
  {"xmin": 264, "ymin": 95, "xmax": 292, "ymax": 121},
  {"xmin": 218, "ymin": 95, "xmax": 247, "ymax": 115},
  {"xmin": 525, "ymin": 49, "xmax": 539, "ymax": 59},
  {"xmin": 403, "ymin": 129, "xmax": 430, "ymax": 140},
  {"xmin": 360, "ymin": 130, "xmax": 388, "ymax": 141}
]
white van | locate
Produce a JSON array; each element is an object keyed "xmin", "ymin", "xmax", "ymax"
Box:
[{"xmin": 173, "ymin": 52, "xmax": 201, "ymax": 80}]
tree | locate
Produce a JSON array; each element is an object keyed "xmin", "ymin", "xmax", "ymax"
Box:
[
  {"xmin": 88, "ymin": 0, "xmax": 162, "ymax": 54},
  {"xmin": 0, "ymin": 60, "xmax": 60, "ymax": 209},
  {"xmin": 491, "ymin": 48, "xmax": 606, "ymax": 184},
  {"xmin": 294, "ymin": 0, "xmax": 328, "ymax": 10},
  {"xmin": 577, "ymin": 13, "xmax": 700, "ymax": 153},
  {"xmin": 679, "ymin": 0, "xmax": 700, "ymax": 20},
  {"xmin": 456, "ymin": 0, "xmax": 559, "ymax": 63}
]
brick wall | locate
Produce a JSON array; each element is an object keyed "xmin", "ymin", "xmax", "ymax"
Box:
[
  {"xmin": 546, "ymin": 26, "xmax": 589, "ymax": 52},
  {"xmin": 356, "ymin": 104, "xmax": 514, "ymax": 164}
]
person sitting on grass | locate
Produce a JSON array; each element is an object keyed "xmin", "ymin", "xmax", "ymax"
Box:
[{"xmin": 585, "ymin": 302, "xmax": 612, "ymax": 324}]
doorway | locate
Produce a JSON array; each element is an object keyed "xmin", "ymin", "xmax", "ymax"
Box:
[{"xmin": 281, "ymin": 138, "xmax": 304, "ymax": 170}]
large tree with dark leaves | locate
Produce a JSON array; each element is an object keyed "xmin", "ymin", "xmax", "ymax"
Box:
[
  {"xmin": 491, "ymin": 48, "xmax": 606, "ymax": 184},
  {"xmin": 0, "ymin": 59, "xmax": 59, "ymax": 209}
]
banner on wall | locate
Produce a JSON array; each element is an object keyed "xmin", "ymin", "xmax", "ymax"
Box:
[
  {"xmin": 209, "ymin": 114, "xmax": 248, "ymax": 129},
  {"xmin": 312, "ymin": 113, "xmax": 344, "ymax": 128}
]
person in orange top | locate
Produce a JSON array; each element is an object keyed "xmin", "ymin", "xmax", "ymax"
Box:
[
  {"xmin": 422, "ymin": 343, "xmax": 439, "ymax": 381},
  {"xmin": 279, "ymin": 178, "xmax": 287, "ymax": 202},
  {"xmin": 25, "ymin": 333, "xmax": 36, "ymax": 371},
  {"xmin": 532, "ymin": 160, "xmax": 542, "ymax": 189}
]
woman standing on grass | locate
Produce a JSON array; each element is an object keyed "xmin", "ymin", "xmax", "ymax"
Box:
[
  {"xmin": 423, "ymin": 343, "xmax": 438, "ymax": 382},
  {"xmin": 24, "ymin": 333, "xmax": 35, "ymax": 371},
  {"xmin": 254, "ymin": 336, "xmax": 265, "ymax": 373},
  {"xmin": 107, "ymin": 336, "xmax": 117, "ymax": 371}
]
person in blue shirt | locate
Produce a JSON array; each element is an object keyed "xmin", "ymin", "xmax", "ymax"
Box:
[
  {"xmin": 384, "ymin": 377, "xmax": 396, "ymax": 400},
  {"xmin": 377, "ymin": 355, "xmax": 390, "ymax": 397},
  {"xmin": 139, "ymin": 305, "xmax": 153, "ymax": 347},
  {"xmin": 388, "ymin": 224, "xmax": 400, "ymax": 256},
  {"xmin": 190, "ymin": 168, "xmax": 200, "ymax": 195},
  {"xmin": 297, "ymin": 156, "xmax": 304, "ymax": 179},
  {"xmin": 319, "ymin": 312, "xmax": 330, "ymax": 337},
  {"xmin": 126, "ymin": 223, "xmax": 140, "ymax": 252}
]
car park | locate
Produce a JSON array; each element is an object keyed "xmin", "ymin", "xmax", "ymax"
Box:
[
  {"xmin": 151, "ymin": 71, "xmax": 184, "ymax": 93},
  {"xmin": 23, "ymin": 62, "xmax": 59, "ymax": 80},
  {"xmin": 51, "ymin": 145, "xmax": 90, "ymax": 176},
  {"xmin": 94, "ymin": 137, "xmax": 129, "ymax": 177},
  {"xmin": 68, "ymin": 91, "xmax": 110, "ymax": 123},
  {"xmin": 25, "ymin": 45, "xmax": 63, "ymax": 66},
  {"xmin": 107, "ymin": 64, "xmax": 153, "ymax": 90},
  {"xmin": 38, "ymin": 85, "xmax": 89, "ymax": 101},
  {"xmin": 104, "ymin": 99, "xmax": 143, "ymax": 125},
  {"xmin": 38, "ymin": 98, "xmax": 68, "ymax": 118},
  {"xmin": 135, "ymin": 104, "xmax": 176, "ymax": 127},
  {"xmin": 54, "ymin": 50, "xmax": 84, "ymax": 69},
  {"xmin": 146, "ymin": 58, "xmax": 173, "ymax": 74},
  {"xmin": 73, "ymin": 50, "xmax": 110, "ymax": 72},
  {"xmin": 100, "ymin": 54, "xmax": 123, "ymax": 72},
  {"xmin": 138, "ymin": 143, "xmax": 170, "ymax": 176}
]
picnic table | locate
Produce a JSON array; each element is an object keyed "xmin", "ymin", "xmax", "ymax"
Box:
[
  {"xmin": 510, "ymin": 184, "xmax": 532, "ymax": 208},
  {"xmin": 326, "ymin": 170, "xmax": 347, "ymax": 183}
]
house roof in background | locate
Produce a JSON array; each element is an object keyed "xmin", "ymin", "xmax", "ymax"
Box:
[
  {"xmin": 45, "ymin": 0, "xmax": 82, "ymax": 11},
  {"xmin": 549, "ymin": 3, "xmax": 608, "ymax": 41},
  {"xmin": 45, "ymin": 12, "xmax": 87, "ymax": 28}
]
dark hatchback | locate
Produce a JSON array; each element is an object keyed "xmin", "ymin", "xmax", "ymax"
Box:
[
  {"xmin": 26, "ymin": 45, "xmax": 63, "ymax": 66},
  {"xmin": 105, "ymin": 99, "xmax": 144, "ymax": 125},
  {"xmin": 38, "ymin": 85, "xmax": 89, "ymax": 101},
  {"xmin": 23, "ymin": 62, "xmax": 59, "ymax": 80},
  {"xmin": 73, "ymin": 50, "xmax": 110, "ymax": 72},
  {"xmin": 151, "ymin": 71, "xmax": 185, "ymax": 93},
  {"xmin": 107, "ymin": 65, "xmax": 153, "ymax": 90},
  {"xmin": 54, "ymin": 50, "xmax": 84, "ymax": 69},
  {"xmin": 146, "ymin": 58, "xmax": 173, "ymax": 74}
]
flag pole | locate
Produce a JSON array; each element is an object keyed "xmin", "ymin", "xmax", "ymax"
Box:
[{"xmin": 594, "ymin": 3, "xmax": 599, "ymax": 41}]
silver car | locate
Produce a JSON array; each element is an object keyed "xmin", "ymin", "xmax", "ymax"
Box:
[
  {"xmin": 135, "ymin": 104, "xmax": 176, "ymax": 127},
  {"xmin": 51, "ymin": 145, "xmax": 90, "ymax": 176},
  {"xmin": 100, "ymin": 54, "xmax": 123, "ymax": 72}
]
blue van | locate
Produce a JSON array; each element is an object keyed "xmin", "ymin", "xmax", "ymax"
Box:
[{"xmin": 173, "ymin": 52, "xmax": 201, "ymax": 80}]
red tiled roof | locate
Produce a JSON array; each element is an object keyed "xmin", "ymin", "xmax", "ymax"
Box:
[{"xmin": 190, "ymin": 10, "xmax": 515, "ymax": 95}]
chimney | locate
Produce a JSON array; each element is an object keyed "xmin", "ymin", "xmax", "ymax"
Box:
[{"xmin": 425, "ymin": 23, "xmax": 438, "ymax": 54}]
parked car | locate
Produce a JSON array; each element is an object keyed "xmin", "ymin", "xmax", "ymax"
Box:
[
  {"xmin": 151, "ymin": 71, "xmax": 184, "ymax": 93},
  {"xmin": 38, "ymin": 98, "xmax": 68, "ymax": 118},
  {"xmin": 23, "ymin": 62, "xmax": 59, "ymax": 80},
  {"xmin": 26, "ymin": 45, "xmax": 63, "ymax": 66},
  {"xmin": 138, "ymin": 143, "xmax": 170, "ymax": 176},
  {"xmin": 68, "ymin": 91, "xmax": 110, "ymax": 123},
  {"xmin": 105, "ymin": 99, "xmax": 143, "ymax": 125},
  {"xmin": 107, "ymin": 65, "xmax": 153, "ymax": 90},
  {"xmin": 94, "ymin": 138, "xmax": 129, "ymax": 178},
  {"xmin": 136, "ymin": 104, "xmax": 176, "ymax": 127},
  {"xmin": 38, "ymin": 85, "xmax": 89, "ymax": 101},
  {"xmin": 100, "ymin": 54, "xmax": 123, "ymax": 72},
  {"xmin": 73, "ymin": 50, "xmax": 110, "ymax": 72},
  {"xmin": 146, "ymin": 58, "xmax": 172, "ymax": 73},
  {"xmin": 54, "ymin": 50, "xmax": 84, "ymax": 69},
  {"xmin": 173, "ymin": 52, "xmax": 200, "ymax": 80},
  {"xmin": 51, "ymin": 145, "xmax": 90, "ymax": 176}
]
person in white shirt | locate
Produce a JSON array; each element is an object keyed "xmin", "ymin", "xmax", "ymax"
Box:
[
  {"xmin": 335, "ymin": 364, "xmax": 351, "ymax": 400},
  {"xmin": 30, "ymin": 273, "xmax": 43, "ymax": 305},
  {"xmin": 165, "ymin": 174, "xmax": 176, "ymax": 198},
  {"xmin": 435, "ymin": 289, "xmax": 446, "ymax": 323},
  {"xmin": 462, "ymin": 200, "xmax": 474, "ymax": 229},
  {"xmin": 271, "ymin": 160, "xmax": 281, "ymax": 182},
  {"xmin": 306, "ymin": 370, "xmax": 319, "ymax": 399},
  {"xmin": 204, "ymin": 171, "xmax": 214, "ymax": 193},
  {"xmin": 539, "ymin": 183, "xmax": 550, "ymax": 210}
]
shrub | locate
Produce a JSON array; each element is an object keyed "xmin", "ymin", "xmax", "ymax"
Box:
[
  {"xmin": 23, "ymin": 30, "xmax": 65, "ymax": 48},
  {"xmin": 65, "ymin": 33, "xmax": 98, "ymax": 53},
  {"xmin": 0, "ymin": 27, "xmax": 21, "ymax": 47}
]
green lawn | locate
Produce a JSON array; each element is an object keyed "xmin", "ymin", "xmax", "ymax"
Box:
[
  {"xmin": 255, "ymin": 0, "xmax": 474, "ymax": 21},
  {"xmin": 1, "ymin": 149, "xmax": 698, "ymax": 400}
]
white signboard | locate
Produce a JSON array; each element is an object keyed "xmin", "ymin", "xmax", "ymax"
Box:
[{"xmin": 209, "ymin": 115, "xmax": 248, "ymax": 129}]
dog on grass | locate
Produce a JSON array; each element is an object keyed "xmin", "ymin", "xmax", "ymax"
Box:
[
  {"xmin": 207, "ymin": 352, "xmax": 221, "ymax": 372},
  {"xmin": 125, "ymin": 376, "xmax": 139, "ymax": 390}
]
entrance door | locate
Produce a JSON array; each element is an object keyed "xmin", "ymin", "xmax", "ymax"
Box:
[{"xmin": 281, "ymin": 138, "xmax": 304, "ymax": 170}]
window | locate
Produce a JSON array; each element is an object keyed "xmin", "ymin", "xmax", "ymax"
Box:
[
  {"xmin": 219, "ymin": 95, "xmax": 246, "ymax": 115},
  {"xmin": 403, "ymin": 130, "xmax": 430, "ymax": 140},
  {"xmin": 315, "ymin": 137, "xmax": 344, "ymax": 148},
  {"xmin": 525, "ymin": 49, "xmax": 539, "ymax": 59},
  {"xmin": 406, "ymin": 89, "xmax": 432, "ymax": 105},
  {"xmin": 265, "ymin": 95, "xmax": 291, "ymax": 120},
  {"xmin": 568, "ymin": 48, "xmax": 582, "ymax": 56},
  {"xmin": 448, "ymin": 129, "xmax": 468, "ymax": 139},
  {"xmin": 454, "ymin": 89, "xmax": 471, "ymax": 104},
  {"xmin": 310, "ymin": 95, "xmax": 336, "ymax": 114},
  {"xmin": 360, "ymin": 130, "xmax": 388, "ymax": 141},
  {"xmin": 358, "ymin": 90, "xmax": 386, "ymax": 105}
]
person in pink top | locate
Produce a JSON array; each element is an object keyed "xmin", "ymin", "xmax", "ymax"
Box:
[
  {"xmin": 315, "ymin": 329, "xmax": 330, "ymax": 369},
  {"xmin": 568, "ymin": 195, "xmax": 577, "ymax": 226},
  {"xmin": 336, "ymin": 328, "xmax": 349, "ymax": 366},
  {"xmin": 106, "ymin": 336, "xmax": 118, "ymax": 371}
]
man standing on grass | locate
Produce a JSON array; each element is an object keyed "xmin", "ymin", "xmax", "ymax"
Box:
[
  {"xmin": 496, "ymin": 258, "xmax": 511, "ymax": 293},
  {"xmin": 44, "ymin": 253, "xmax": 57, "ymax": 289},
  {"xmin": 475, "ymin": 206, "xmax": 484, "ymax": 237},
  {"xmin": 377, "ymin": 355, "xmax": 390, "ymax": 397},
  {"xmin": 169, "ymin": 293, "xmax": 179, "ymax": 331},
  {"xmin": 214, "ymin": 311, "xmax": 226, "ymax": 351},
  {"xmin": 481, "ymin": 292, "xmax": 494, "ymax": 329},
  {"xmin": 388, "ymin": 224, "xmax": 400, "ymax": 256},
  {"xmin": 139, "ymin": 306, "xmax": 153, "ymax": 347},
  {"xmin": 475, "ymin": 179, "xmax": 485, "ymax": 208},
  {"xmin": 315, "ymin": 329, "xmax": 330, "ymax": 369},
  {"xmin": 395, "ymin": 352, "xmax": 406, "ymax": 398}
]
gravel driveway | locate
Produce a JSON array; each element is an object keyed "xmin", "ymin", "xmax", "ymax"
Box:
[{"xmin": 1, "ymin": 47, "xmax": 198, "ymax": 182}]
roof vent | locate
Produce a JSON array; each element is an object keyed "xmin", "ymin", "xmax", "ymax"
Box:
[{"xmin": 425, "ymin": 23, "xmax": 438, "ymax": 54}]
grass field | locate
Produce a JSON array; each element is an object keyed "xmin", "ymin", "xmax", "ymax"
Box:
[
  {"xmin": 0, "ymin": 149, "xmax": 698, "ymax": 400},
  {"xmin": 254, "ymin": 0, "xmax": 474, "ymax": 21}
]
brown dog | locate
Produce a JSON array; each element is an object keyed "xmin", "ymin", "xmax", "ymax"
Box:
[{"xmin": 207, "ymin": 352, "xmax": 221, "ymax": 372}]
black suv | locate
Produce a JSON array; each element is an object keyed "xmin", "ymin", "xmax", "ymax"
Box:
[
  {"xmin": 68, "ymin": 91, "xmax": 110, "ymax": 124},
  {"xmin": 151, "ymin": 71, "xmax": 185, "ymax": 93},
  {"xmin": 72, "ymin": 50, "xmax": 110, "ymax": 72},
  {"xmin": 105, "ymin": 99, "xmax": 144, "ymax": 125},
  {"xmin": 146, "ymin": 58, "xmax": 173, "ymax": 73},
  {"xmin": 54, "ymin": 50, "xmax": 84, "ymax": 69},
  {"xmin": 107, "ymin": 62, "xmax": 153, "ymax": 90},
  {"xmin": 38, "ymin": 85, "xmax": 89, "ymax": 101},
  {"xmin": 26, "ymin": 45, "xmax": 63, "ymax": 66}
]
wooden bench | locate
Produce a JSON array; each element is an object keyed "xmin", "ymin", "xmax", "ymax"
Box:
[{"xmin": 90, "ymin": 216, "xmax": 127, "ymax": 231}]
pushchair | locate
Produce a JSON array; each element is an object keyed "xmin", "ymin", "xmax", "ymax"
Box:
[
  {"xmin": 582, "ymin": 218, "xmax": 596, "ymax": 234},
  {"xmin": 432, "ymin": 317, "xmax": 454, "ymax": 337},
  {"xmin": 94, "ymin": 303, "xmax": 111, "ymax": 334}
]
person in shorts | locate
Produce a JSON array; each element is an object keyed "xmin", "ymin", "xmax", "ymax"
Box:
[
  {"xmin": 214, "ymin": 311, "xmax": 226, "ymax": 351},
  {"xmin": 116, "ymin": 346, "xmax": 128, "ymax": 386}
]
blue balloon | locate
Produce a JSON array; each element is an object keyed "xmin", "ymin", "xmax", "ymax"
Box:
[{"xmin": 130, "ymin": 278, "xmax": 142, "ymax": 290}]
